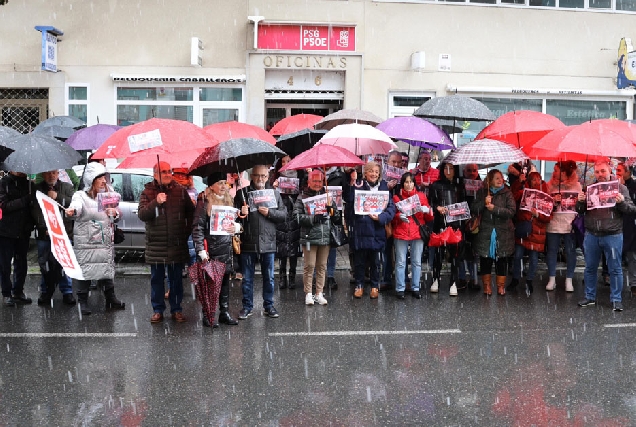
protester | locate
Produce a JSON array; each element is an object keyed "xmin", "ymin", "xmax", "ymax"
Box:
[
  {"xmin": 391, "ymin": 172, "xmax": 433, "ymax": 299},
  {"xmin": 509, "ymin": 171, "xmax": 551, "ymax": 294},
  {"xmin": 616, "ymin": 162, "xmax": 636, "ymax": 296},
  {"xmin": 577, "ymin": 160, "xmax": 636, "ymax": 312},
  {"xmin": 344, "ymin": 161, "xmax": 396, "ymax": 299},
  {"xmin": 545, "ymin": 161, "xmax": 581, "ymax": 292},
  {"xmin": 410, "ymin": 150, "xmax": 439, "ymax": 196},
  {"xmin": 271, "ymin": 156, "xmax": 301, "ymax": 290},
  {"xmin": 235, "ymin": 164, "xmax": 287, "ymax": 319},
  {"xmin": 381, "ymin": 150, "xmax": 406, "ymax": 291},
  {"xmin": 293, "ymin": 169, "xmax": 339, "ymax": 306},
  {"xmin": 471, "ymin": 169, "xmax": 516, "ymax": 296},
  {"xmin": 460, "ymin": 163, "xmax": 482, "ymax": 290},
  {"xmin": 0, "ymin": 170, "xmax": 34, "ymax": 306},
  {"xmin": 31, "ymin": 169, "xmax": 76, "ymax": 306},
  {"xmin": 192, "ymin": 171, "xmax": 241, "ymax": 328},
  {"xmin": 325, "ymin": 165, "xmax": 346, "ymax": 291},
  {"xmin": 138, "ymin": 161, "xmax": 195, "ymax": 323},
  {"xmin": 65, "ymin": 162, "xmax": 125, "ymax": 315}
]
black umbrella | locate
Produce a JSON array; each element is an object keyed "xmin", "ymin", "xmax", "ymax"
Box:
[
  {"xmin": 275, "ymin": 128, "xmax": 327, "ymax": 159},
  {"xmin": 0, "ymin": 134, "xmax": 82, "ymax": 174},
  {"xmin": 34, "ymin": 115, "xmax": 86, "ymax": 131},
  {"xmin": 0, "ymin": 126, "xmax": 20, "ymax": 142},
  {"xmin": 425, "ymin": 118, "xmax": 464, "ymax": 134},
  {"xmin": 32, "ymin": 125, "xmax": 76, "ymax": 141},
  {"xmin": 188, "ymin": 137, "xmax": 287, "ymax": 177},
  {"xmin": 414, "ymin": 95, "xmax": 496, "ymax": 122}
]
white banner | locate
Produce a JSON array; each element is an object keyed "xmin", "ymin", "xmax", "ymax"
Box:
[{"xmin": 36, "ymin": 192, "xmax": 84, "ymax": 280}]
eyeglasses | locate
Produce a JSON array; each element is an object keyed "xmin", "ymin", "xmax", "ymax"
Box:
[{"xmin": 252, "ymin": 174, "xmax": 268, "ymax": 179}]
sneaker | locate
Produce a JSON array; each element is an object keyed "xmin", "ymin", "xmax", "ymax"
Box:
[
  {"xmin": 430, "ymin": 279, "xmax": 439, "ymax": 293},
  {"xmin": 305, "ymin": 293, "xmax": 314, "ymax": 306},
  {"xmin": 578, "ymin": 298, "xmax": 596, "ymax": 307},
  {"xmin": 449, "ymin": 283, "xmax": 458, "ymax": 296},
  {"xmin": 315, "ymin": 293, "xmax": 328, "ymax": 305},
  {"xmin": 264, "ymin": 306, "xmax": 279, "ymax": 318},
  {"xmin": 238, "ymin": 308, "xmax": 253, "ymax": 320},
  {"xmin": 545, "ymin": 277, "xmax": 556, "ymax": 291},
  {"xmin": 613, "ymin": 301, "xmax": 624, "ymax": 312},
  {"xmin": 3, "ymin": 297, "xmax": 15, "ymax": 307},
  {"xmin": 565, "ymin": 278, "xmax": 574, "ymax": 293},
  {"xmin": 354, "ymin": 287, "xmax": 363, "ymax": 298}
]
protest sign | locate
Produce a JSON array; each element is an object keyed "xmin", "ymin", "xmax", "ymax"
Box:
[
  {"xmin": 302, "ymin": 193, "xmax": 329, "ymax": 215},
  {"xmin": 354, "ymin": 190, "xmax": 389, "ymax": 215},
  {"xmin": 464, "ymin": 179, "xmax": 483, "ymax": 195},
  {"xmin": 551, "ymin": 191, "xmax": 578, "ymax": 214},
  {"xmin": 326, "ymin": 186, "xmax": 343, "ymax": 210},
  {"xmin": 382, "ymin": 164, "xmax": 406, "ymax": 182},
  {"xmin": 278, "ymin": 177, "xmax": 300, "ymax": 195},
  {"xmin": 445, "ymin": 201, "xmax": 471, "ymax": 223},
  {"xmin": 586, "ymin": 180, "xmax": 619, "ymax": 210},
  {"xmin": 520, "ymin": 189, "xmax": 554, "ymax": 217},
  {"xmin": 395, "ymin": 194, "xmax": 421, "ymax": 217},
  {"xmin": 97, "ymin": 191, "xmax": 121, "ymax": 212},
  {"xmin": 209, "ymin": 206, "xmax": 238, "ymax": 235},
  {"xmin": 247, "ymin": 189, "xmax": 278, "ymax": 212}
]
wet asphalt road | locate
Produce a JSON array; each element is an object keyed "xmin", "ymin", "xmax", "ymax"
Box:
[{"xmin": 1, "ymin": 266, "xmax": 636, "ymax": 426}]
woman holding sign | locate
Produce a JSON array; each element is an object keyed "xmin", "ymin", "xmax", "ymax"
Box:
[
  {"xmin": 65, "ymin": 162, "xmax": 125, "ymax": 315},
  {"xmin": 192, "ymin": 172, "xmax": 242, "ymax": 328},
  {"xmin": 391, "ymin": 172, "xmax": 433, "ymax": 299}
]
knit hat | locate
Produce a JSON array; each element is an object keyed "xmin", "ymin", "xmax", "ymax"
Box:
[{"xmin": 206, "ymin": 172, "xmax": 226, "ymax": 185}]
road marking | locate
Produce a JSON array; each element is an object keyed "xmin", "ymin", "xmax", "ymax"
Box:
[
  {"xmin": 269, "ymin": 329, "xmax": 461, "ymax": 337},
  {"xmin": 0, "ymin": 333, "xmax": 137, "ymax": 338},
  {"xmin": 604, "ymin": 323, "xmax": 636, "ymax": 328}
]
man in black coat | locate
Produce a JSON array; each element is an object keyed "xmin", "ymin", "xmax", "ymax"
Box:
[
  {"xmin": 617, "ymin": 162, "xmax": 636, "ymax": 296},
  {"xmin": 0, "ymin": 171, "xmax": 34, "ymax": 306}
]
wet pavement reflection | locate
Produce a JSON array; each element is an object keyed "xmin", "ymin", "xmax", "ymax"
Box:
[{"xmin": 0, "ymin": 271, "xmax": 634, "ymax": 425}]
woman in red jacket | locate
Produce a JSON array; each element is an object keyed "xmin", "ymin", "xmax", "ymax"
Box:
[
  {"xmin": 392, "ymin": 172, "xmax": 434, "ymax": 299},
  {"xmin": 509, "ymin": 171, "xmax": 552, "ymax": 294}
]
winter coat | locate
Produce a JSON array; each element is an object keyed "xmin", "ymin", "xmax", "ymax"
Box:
[
  {"xmin": 429, "ymin": 176, "xmax": 467, "ymax": 233},
  {"xmin": 391, "ymin": 188, "xmax": 433, "ymax": 241},
  {"xmin": 623, "ymin": 177, "xmax": 636, "ymax": 253},
  {"xmin": 343, "ymin": 180, "xmax": 396, "ymax": 251},
  {"xmin": 545, "ymin": 176, "xmax": 581, "ymax": 234},
  {"xmin": 293, "ymin": 187, "xmax": 341, "ymax": 247},
  {"xmin": 191, "ymin": 194, "xmax": 236, "ymax": 272},
  {"xmin": 0, "ymin": 173, "xmax": 34, "ymax": 238},
  {"xmin": 327, "ymin": 168, "xmax": 347, "ymax": 188},
  {"xmin": 410, "ymin": 167, "xmax": 440, "ymax": 194},
  {"xmin": 511, "ymin": 180, "xmax": 551, "ymax": 253},
  {"xmin": 234, "ymin": 182, "xmax": 287, "ymax": 253},
  {"xmin": 471, "ymin": 186, "xmax": 516, "ymax": 258},
  {"xmin": 276, "ymin": 193, "xmax": 301, "ymax": 258},
  {"xmin": 138, "ymin": 180, "xmax": 195, "ymax": 264},
  {"xmin": 31, "ymin": 179, "xmax": 75, "ymax": 240},
  {"xmin": 576, "ymin": 181, "xmax": 636, "ymax": 236}
]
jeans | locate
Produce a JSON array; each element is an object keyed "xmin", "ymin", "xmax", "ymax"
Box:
[
  {"xmin": 546, "ymin": 232, "xmax": 577, "ymax": 278},
  {"xmin": 0, "ymin": 235, "xmax": 29, "ymax": 297},
  {"xmin": 187, "ymin": 235, "xmax": 196, "ymax": 266},
  {"xmin": 36, "ymin": 239, "xmax": 73, "ymax": 295},
  {"xmin": 327, "ymin": 247, "xmax": 337, "ymax": 278},
  {"xmin": 151, "ymin": 263, "xmax": 184, "ymax": 313},
  {"xmin": 394, "ymin": 239, "xmax": 423, "ymax": 292},
  {"xmin": 584, "ymin": 233, "xmax": 623, "ymax": 303},
  {"xmin": 512, "ymin": 245, "xmax": 539, "ymax": 281},
  {"xmin": 241, "ymin": 252, "xmax": 275, "ymax": 311}
]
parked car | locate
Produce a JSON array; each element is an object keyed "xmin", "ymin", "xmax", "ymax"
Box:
[{"xmin": 73, "ymin": 166, "xmax": 206, "ymax": 253}]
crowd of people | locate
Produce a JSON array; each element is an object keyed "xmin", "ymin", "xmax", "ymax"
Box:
[{"xmin": 1, "ymin": 148, "xmax": 634, "ymax": 330}]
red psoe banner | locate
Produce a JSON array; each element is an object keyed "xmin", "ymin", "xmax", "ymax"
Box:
[{"xmin": 258, "ymin": 24, "xmax": 356, "ymax": 51}]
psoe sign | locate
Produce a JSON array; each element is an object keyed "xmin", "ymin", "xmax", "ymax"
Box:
[{"xmin": 258, "ymin": 24, "xmax": 355, "ymax": 52}]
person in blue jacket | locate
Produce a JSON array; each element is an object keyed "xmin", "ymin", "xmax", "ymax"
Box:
[{"xmin": 344, "ymin": 161, "xmax": 396, "ymax": 299}]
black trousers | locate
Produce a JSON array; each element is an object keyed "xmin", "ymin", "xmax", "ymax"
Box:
[{"xmin": 0, "ymin": 235, "xmax": 29, "ymax": 297}]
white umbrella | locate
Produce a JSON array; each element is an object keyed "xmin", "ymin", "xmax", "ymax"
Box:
[{"xmin": 315, "ymin": 123, "xmax": 397, "ymax": 156}]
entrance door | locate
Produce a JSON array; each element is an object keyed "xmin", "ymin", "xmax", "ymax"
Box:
[
  {"xmin": 0, "ymin": 98, "xmax": 48, "ymax": 133},
  {"xmin": 201, "ymin": 107, "xmax": 239, "ymax": 127},
  {"xmin": 265, "ymin": 100, "xmax": 342, "ymax": 131}
]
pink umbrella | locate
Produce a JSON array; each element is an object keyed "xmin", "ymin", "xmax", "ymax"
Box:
[
  {"xmin": 204, "ymin": 121, "xmax": 275, "ymax": 145},
  {"xmin": 279, "ymin": 144, "xmax": 364, "ymax": 172},
  {"xmin": 315, "ymin": 123, "xmax": 397, "ymax": 156},
  {"xmin": 269, "ymin": 114, "xmax": 323, "ymax": 137}
]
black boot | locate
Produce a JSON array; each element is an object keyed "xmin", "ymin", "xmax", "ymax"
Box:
[
  {"xmin": 506, "ymin": 278, "xmax": 519, "ymax": 291},
  {"xmin": 288, "ymin": 273, "xmax": 296, "ymax": 289},
  {"xmin": 280, "ymin": 275, "xmax": 288, "ymax": 290},
  {"xmin": 104, "ymin": 288, "xmax": 126, "ymax": 310},
  {"xmin": 219, "ymin": 295, "xmax": 238, "ymax": 325},
  {"xmin": 77, "ymin": 292, "xmax": 91, "ymax": 315},
  {"xmin": 525, "ymin": 279, "xmax": 534, "ymax": 295}
]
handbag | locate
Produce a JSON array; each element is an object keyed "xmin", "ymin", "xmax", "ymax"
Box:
[
  {"xmin": 330, "ymin": 224, "xmax": 349, "ymax": 247},
  {"xmin": 515, "ymin": 219, "xmax": 533, "ymax": 239},
  {"xmin": 113, "ymin": 225, "xmax": 125, "ymax": 244},
  {"xmin": 385, "ymin": 222, "xmax": 393, "ymax": 239},
  {"xmin": 466, "ymin": 215, "xmax": 481, "ymax": 234},
  {"xmin": 411, "ymin": 215, "xmax": 431, "ymax": 246},
  {"xmin": 232, "ymin": 235, "xmax": 241, "ymax": 254}
]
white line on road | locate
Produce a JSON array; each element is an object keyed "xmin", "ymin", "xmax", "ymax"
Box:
[
  {"xmin": 269, "ymin": 329, "xmax": 461, "ymax": 337},
  {"xmin": 0, "ymin": 333, "xmax": 137, "ymax": 338},
  {"xmin": 604, "ymin": 323, "xmax": 636, "ymax": 328}
]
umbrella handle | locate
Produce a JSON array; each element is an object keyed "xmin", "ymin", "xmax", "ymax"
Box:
[{"xmin": 237, "ymin": 202, "xmax": 248, "ymax": 219}]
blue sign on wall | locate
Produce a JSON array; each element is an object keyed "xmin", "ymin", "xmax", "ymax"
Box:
[{"xmin": 34, "ymin": 26, "xmax": 63, "ymax": 73}]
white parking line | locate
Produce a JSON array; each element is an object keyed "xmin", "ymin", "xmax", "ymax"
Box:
[
  {"xmin": 269, "ymin": 329, "xmax": 461, "ymax": 337},
  {"xmin": 0, "ymin": 333, "xmax": 137, "ymax": 338},
  {"xmin": 604, "ymin": 323, "xmax": 636, "ymax": 328}
]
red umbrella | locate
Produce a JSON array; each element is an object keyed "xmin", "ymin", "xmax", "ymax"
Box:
[
  {"xmin": 476, "ymin": 110, "xmax": 566, "ymax": 152},
  {"xmin": 529, "ymin": 120, "xmax": 636, "ymax": 161},
  {"xmin": 279, "ymin": 144, "xmax": 364, "ymax": 172},
  {"xmin": 116, "ymin": 148, "xmax": 205, "ymax": 169},
  {"xmin": 204, "ymin": 121, "xmax": 275, "ymax": 145},
  {"xmin": 269, "ymin": 114, "xmax": 323, "ymax": 137},
  {"xmin": 91, "ymin": 118, "xmax": 217, "ymax": 160}
]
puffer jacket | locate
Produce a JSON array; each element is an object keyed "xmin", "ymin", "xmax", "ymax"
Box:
[
  {"xmin": 545, "ymin": 175, "xmax": 581, "ymax": 234},
  {"xmin": 138, "ymin": 180, "xmax": 195, "ymax": 264},
  {"xmin": 429, "ymin": 175, "xmax": 466, "ymax": 233},
  {"xmin": 471, "ymin": 186, "xmax": 516, "ymax": 258},
  {"xmin": 0, "ymin": 173, "xmax": 34, "ymax": 238},
  {"xmin": 576, "ymin": 181, "xmax": 636, "ymax": 236},
  {"xmin": 343, "ymin": 180, "xmax": 396, "ymax": 251},
  {"xmin": 31, "ymin": 179, "xmax": 75, "ymax": 240},
  {"xmin": 276, "ymin": 194, "xmax": 301, "ymax": 258},
  {"xmin": 391, "ymin": 188, "xmax": 433, "ymax": 241},
  {"xmin": 511, "ymin": 179, "xmax": 551, "ymax": 252},
  {"xmin": 234, "ymin": 182, "xmax": 287, "ymax": 253},
  {"xmin": 293, "ymin": 187, "xmax": 341, "ymax": 247},
  {"xmin": 191, "ymin": 194, "xmax": 235, "ymax": 272}
]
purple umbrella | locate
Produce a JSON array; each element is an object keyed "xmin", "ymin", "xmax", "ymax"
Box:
[
  {"xmin": 65, "ymin": 124, "xmax": 121, "ymax": 150},
  {"xmin": 376, "ymin": 116, "xmax": 454, "ymax": 150}
]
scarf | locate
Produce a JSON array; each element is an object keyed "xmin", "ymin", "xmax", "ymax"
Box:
[{"xmin": 490, "ymin": 185, "xmax": 504, "ymax": 194}]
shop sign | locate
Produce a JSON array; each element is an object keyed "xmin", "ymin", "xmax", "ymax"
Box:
[
  {"xmin": 262, "ymin": 55, "xmax": 347, "ymax": 69},
  {"xmin": 258, "ymin": 24, "xmax": 355, "ymax": 52},
  {"xmin": 617, "ymin": 38, "xmax": 636, "ymax": 89},
  {"xmin": 111, "ymin": 74, "xmax": 246, "ymax": 83}
]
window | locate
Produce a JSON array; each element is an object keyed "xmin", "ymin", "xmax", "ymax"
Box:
[
  {"xmin": 375, "ymin": 0, "xmax": 636, "ymax": 12},
  {"xmin": 388, "ymin": 92, "xmax": 435, "ymax": 164},
  {"xmin": 66, "ymin": 84, "xmax": 88, "ymax": 124}
]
